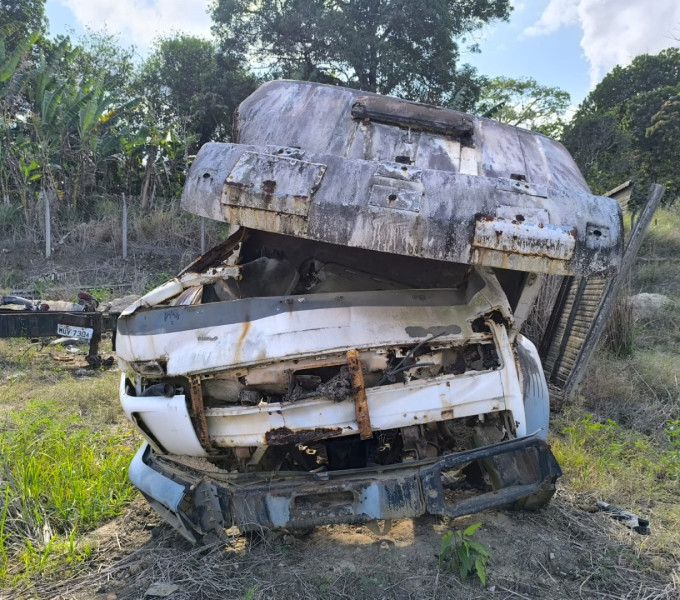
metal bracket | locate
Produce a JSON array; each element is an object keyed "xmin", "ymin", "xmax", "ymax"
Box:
[
  {"xmin": 188, "ymin": 375, "xmax": 212, "ymax": 452},
  {"xmin": 346, "ymin": 349, "xmax": 373, "ymax": 440}
]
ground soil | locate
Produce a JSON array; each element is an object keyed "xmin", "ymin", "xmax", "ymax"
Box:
[
  {"xmin": 10, "ymin": 489, "xmax": 675, "ymax": 600},
  {"xmin": 0, "ymin": 237, "xmax": 192, "ymax": 300}
]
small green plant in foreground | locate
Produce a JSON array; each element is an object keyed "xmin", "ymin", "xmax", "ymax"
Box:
[
  {"xmin": 0, "ymin": 398, "xmax": 135, "ymax": 583},
  {"xmin": 439, "ymin": 522, "xmax": 490, "ymax": 585}
]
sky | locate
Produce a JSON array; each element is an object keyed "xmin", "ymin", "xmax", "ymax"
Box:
[{"xmin": 44, "ymin": 0, "xmax": 680, "ymax": 107}]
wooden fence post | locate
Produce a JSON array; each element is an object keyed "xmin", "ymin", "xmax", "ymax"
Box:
[
  {"xmin": 122, "ymin": 192, "xmax": 128, "ymax": 260},
  {"xmin": 200, "ymin": 216, "xmax": 205, "ymax": 255},
  {"xmin": 43, "ymin": 189, "xmax": 51, "ymax": 259}
]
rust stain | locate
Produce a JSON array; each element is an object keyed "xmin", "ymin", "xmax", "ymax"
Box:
[
  {"xmin": 265, "ymin": 426, "xmax": 342, "ymax": 445},
  {"xmin": 188, "ymin": 375, "xmax": 212, "ymax": 452},
  {"xmin": 233, "ymin": 319, "xmax": 251, "ymax": 364},
  {"xmin": 225, "ymin": 181, "xmax": 254, "ymax": 190},
  {"xmin": 346, "ymin": 349, "xmax": 373, "ymax": 440},
  {"xmin": 441, "ymin": 408, "xmax": 454, "ymax": 420},
  {"xmin": 261, "ymin": 179, "xmax": 277, "ymax": 194}
]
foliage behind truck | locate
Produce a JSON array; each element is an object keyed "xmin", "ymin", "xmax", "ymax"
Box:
[{"xmin": 114, "ymin": 81, "xmax": 623, "ymax": 543}]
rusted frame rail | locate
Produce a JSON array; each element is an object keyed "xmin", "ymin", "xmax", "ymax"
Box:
[{"xmin": 0, "ymin": 310, "xmax": 119, "ymax": 359}]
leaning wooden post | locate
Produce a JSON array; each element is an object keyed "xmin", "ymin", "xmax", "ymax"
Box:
[
  {"xmin": 200, "ymin": 216, "xmax": 205, "ymax": 255},
  {"xmin": 122, "ymin": 192, "xmax": 128, "ymax": 260},
  {"xmin": 562, "ymin": 183, "xmax": 665, "ymax": 400},
  {"xmin": 43, "ymin": 189, "xmax": 51, "ymax": 259}
]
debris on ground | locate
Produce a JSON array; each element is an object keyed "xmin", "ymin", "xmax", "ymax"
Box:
[{"xmin": 597, "ymin": 500, "xmax": 651, "ymax": 535}]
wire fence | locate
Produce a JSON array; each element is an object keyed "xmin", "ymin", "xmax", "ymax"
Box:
[{"xmin": 1, "ymin": 193, "xmax": 229, "ymax": 300}]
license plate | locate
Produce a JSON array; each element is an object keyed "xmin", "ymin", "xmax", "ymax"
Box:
[{"xmin": 57, "ymin": 324, "xmax": 93, "ymax": 340}]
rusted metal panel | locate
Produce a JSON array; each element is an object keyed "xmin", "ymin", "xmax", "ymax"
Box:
[
  {"xmin": 264, "ymin": 426, "xmax": 343, "ymax": 445},
  {"xmin": 545, "ymin": 184, "xmax": 665, "ymax": 402},
  {"xmin": 130, "ymin": 433, "xmax": 560, "ymax": 536},
  {"xmin": 346, "ymin": 349, "xmax": 373, "ymax": 440},
  {"xmin": 0, "ymin": 310, "xmax": 117, "ymax": 360},
  {"xmin": 188, "ymin": 375, "xmax": 212, "ymax": 452},
  {"xmin": 202, "ymin": 369, "xmax": 513, "ymax": 447},
  {"xmin": 471, "ymin": 216, "xmax": 577, "ymax": 261},
  {"xmin": 235, "ymin": 80, "xmax": 589, "ymax": 190},
  {"xmin": 182, "ymin": 80, "xmax": 623, "ymax": 278},
  {"xmin": 182, "ymin": 143, "xmax": 623, "ymax": 277},
  {"xmin": 223, "ymin": 151, "xmax": 327, "ymax": 218},
  {"xmin": 351, "ymin": 95, "xmax": 474, "ymax": 140}
]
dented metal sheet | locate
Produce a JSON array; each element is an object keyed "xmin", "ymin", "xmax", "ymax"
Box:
[
  {"xmin": 472, "ymin": 216, "xmax": 577, "ymax": 261},
  {"xmin": 130, "ymin": 434, "xmax": 560, "ymax": 533},
  {"xmin": 223, "ymin": 151, "xmax": 327, "ymax": 217},
  {"xmin": 116, "ymin": 281, "xmax": 496, "ymax": 376},
  {"xmin": 184, "ymin": 142, "xmax": 622, "ymax": 277},
  {"xmin": 368, "ymin": 184, "xmax": 422, "ymax": 212},
  {"xmin": 180, "ymin": 80, "xmax": 623, "ymax": 278}
]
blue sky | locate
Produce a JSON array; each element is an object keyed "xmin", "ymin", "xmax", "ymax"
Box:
[
  {"xmin": 464, "ymin": 1, "xmax": 591, "ymax": 105},
  {"xmin": 45, "ymin": 0, "xmax": 680, "ymax": 108}
]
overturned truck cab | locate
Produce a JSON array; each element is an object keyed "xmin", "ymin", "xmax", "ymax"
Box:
[{"xmin": 116, "ymin": 81, "xmax": 622, "ymax": 543}]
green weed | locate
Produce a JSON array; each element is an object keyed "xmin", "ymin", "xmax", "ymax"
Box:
[
  {"xmin": 638, "ymin": 206, "xmax": 680, "ymax": 260},
  {"xmin": 551, "ymin": 411, "xmax": 680, "ymax": 559},
  {"xmin": 0, "ymin": 399, "xmax": 135, "ymax": 582},
  {"xmin": 0, "ymin": 339, "xmax": 136, "ymax": 584},
  {"xmin": 439, "ymin": 523, "xmax": 490, "ymax": 585}
]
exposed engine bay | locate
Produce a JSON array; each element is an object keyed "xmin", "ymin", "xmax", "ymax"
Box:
[{"xmin": 119, "ymin": 227, "xmax": 523, "ymax": 478}]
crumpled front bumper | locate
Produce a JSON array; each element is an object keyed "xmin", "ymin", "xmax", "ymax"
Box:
[{"xmin": 129, "ymin": 434, "xmax": 561, "ymax": 543}]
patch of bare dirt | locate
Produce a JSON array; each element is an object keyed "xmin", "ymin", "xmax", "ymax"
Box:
[
  {"xmin": 0, "ymin": 237, "xmax": 192, "ymax": 299},
  {"xmin": 11, "ymin": 489, "xmax": 677, "ymax": 600}
]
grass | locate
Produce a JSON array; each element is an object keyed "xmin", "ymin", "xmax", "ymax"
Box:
[
  {"xmin": 0, "ymin": 338, "xmax": 137, "ymax": 585},
  {"xmin": 551, "ymin": 410, "xmax": 680, "ymax": 563},
  {"xmin": 634, "ymin": 205, "xmax": 680, "ymax": 296},
  {"xmin": 552, "ymin": 202, "xmax": 680, "ymax": 573}
]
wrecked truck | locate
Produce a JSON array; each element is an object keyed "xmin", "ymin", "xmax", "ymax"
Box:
[{"xmin": 115, "ymin": 80, "xmax": 623, "ymax": 543}]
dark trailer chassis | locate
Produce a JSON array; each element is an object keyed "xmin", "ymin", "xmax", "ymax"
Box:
[{"xmin": 0, "ymin": 310, "xmax": 119, "ymax": 362}]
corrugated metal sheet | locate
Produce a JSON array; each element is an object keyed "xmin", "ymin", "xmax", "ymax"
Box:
[{"xmin": 540, "ymin": 276, "xmax": 609, "ymax": 388}]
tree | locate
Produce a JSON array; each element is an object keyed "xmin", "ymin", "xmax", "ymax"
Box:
[
  {"xmin": 561, "ymin": 112, "xmax": 633, "ymax": 195},
  {"xmin": 132, "ymin": 34, "xmax": 256, "ymax": 206},
  {"xmin": 0, "ymin": 0, "xmax": 46, "ymax": 40},
  {"xmin": 139, "ymin": 34, "xmax": 256, "ymax": 149},
  {"xmin": 563, "ymin": 49, "xmax": 680, "ymax": 205},
  {"xmin": 476, "ymin": 76, "xmax": 570, "ymax": 138},
  {"xmin": 210, "ymin": 0, "xmax": 512, "ymax": 109},
  {"xmin": 578, "ymin": 49, "xmax": 680, "ymax": 119}
]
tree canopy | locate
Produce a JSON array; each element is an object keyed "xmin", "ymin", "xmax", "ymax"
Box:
[
  {"xmin": 563, "ymin": 48, "xmax": 680, "ymax": 205},
  {"xmin": 0, "ymin": 0, "xmax": 592, "ymax": 235},
  {"xmin": 139, "ymin": 34, "xmax": 256, "ymax": 151},
  {"xmin": 476, "ymin": 76, "xmax": 571, "ymax": 138},
  {"xmin": 211, "ymin": 0, "xmax": 512, "ymax": 109}
]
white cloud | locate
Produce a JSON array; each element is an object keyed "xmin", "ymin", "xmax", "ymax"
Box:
[
  {"xmin": 525, "ymin": 0, "xmax": 680, "ymax": 85},
  {"xmin": 58, "ymin": 0, "xmax": 213, "ymax": 50},
  {"xmin": 523, "ymin": 0, "xmax": 578, "ymax": 36}
]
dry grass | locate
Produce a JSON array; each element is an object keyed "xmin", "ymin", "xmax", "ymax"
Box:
[
  {"xmin": 520, "ymin": 274, "xmax": 564, "ymax": 345},
  {"xmin": 10, "ymin": 497, "xmax": 677, "ymax": 600}
]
